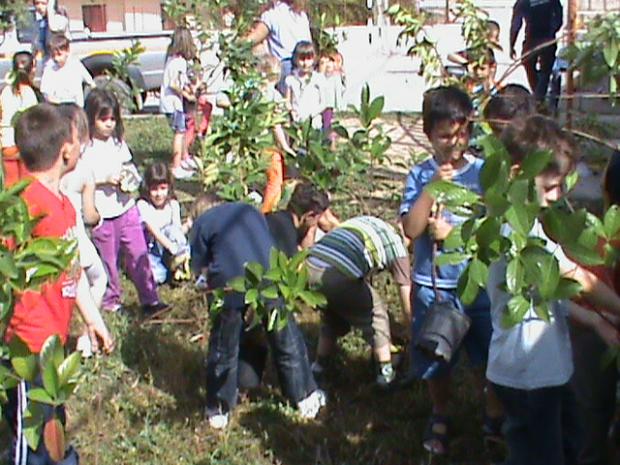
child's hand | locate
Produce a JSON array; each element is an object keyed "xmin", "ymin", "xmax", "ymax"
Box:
[
  {"xmin": 87, "ymin": 320, "xmax": 115, "ymax": 355},
  {"xmin": 432, "ymin": 163, "xmax": 455, "ymax": 182},
  {"xmin": 427, "ymin": 216, "xmax": 453, "ymax": 241}
]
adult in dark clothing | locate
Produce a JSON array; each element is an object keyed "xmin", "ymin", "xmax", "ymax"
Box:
[
  {"xmin": 239, "ymin": 183, "xmax": 331, "ymax": 389},
  {"xmin": 510, "ymin": 0, "xmax": 563, "ymax": 102},
  {"xmin": 190, "ymin": 196, "xmax": 325, "ymax": 429}
]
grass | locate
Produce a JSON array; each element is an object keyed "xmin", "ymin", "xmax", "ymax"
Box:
[{"xmin": 1, "ymin": 115, "xmax": 494, "ymax": 465}]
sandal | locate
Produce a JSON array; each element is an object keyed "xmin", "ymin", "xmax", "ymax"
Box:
[{"xmin": 423, "ymin": 414, "xmax": 450, "ymax": 455}]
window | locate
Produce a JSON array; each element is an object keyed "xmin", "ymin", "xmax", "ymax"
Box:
[{"xmin": 82, "ymin": 4, "xmax": 107, "ymax": 33}]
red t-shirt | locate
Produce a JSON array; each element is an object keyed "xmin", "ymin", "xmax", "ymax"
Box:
[{"xmin": 5, "ymin": 179, "xmax": 80, "ymax": 353}]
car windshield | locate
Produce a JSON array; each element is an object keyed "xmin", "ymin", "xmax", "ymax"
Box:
[{"xmin": 15, "ymin": 8, "xmax": 36, "ymax": 44}]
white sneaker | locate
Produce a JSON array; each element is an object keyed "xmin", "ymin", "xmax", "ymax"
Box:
[
  {"xmin": 297, "ymin": 389, "xmax": 327, "ymax": 419},
  {"xmin": 208, "ymin": 412, "xmax": 229, "ymax": 430},
  {"xmin": 172, "ymin": 166, "xmax": 194, "ymax": 180},
  {"xmin": 195, "ymin": 274, "xmax": 208, "ymax": 290},
  {"xmin": 181, "ymin": 157, "xmax": 200, "ymax": 171}
]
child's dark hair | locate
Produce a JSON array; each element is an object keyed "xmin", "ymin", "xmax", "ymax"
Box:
[
  {"xmin": 11, "ymin": 51, "xmax": 35, "ymax": 92},
  {"xmin": 190, "ymin": 192, "xmax": 222, "ymax": 219},
  {"xmin": 292, "ymin": 41, "xmax": 316, "ymax": 67},
  {"xmin": 502, "ymin": 115, "xmax": 577, "ymax": 176},
  {"xmin": 604, "ymin": 151, "xmax": 620, "ymax": 207},
  {"xmin": 56, "ymin": 103, "xmax": 89, "ymax": 143},
  {"xmin": 48, "ymin": 32, "xmax": 70, "ymax": 54},
  {"xmin": 141, "ymin": 162, "xmax": 176, "ymax": 202},
  {"xmin": 287, "ymin": 182, "xmax": 330, "ymax": 216},
  {"xmin": 84, "ymin": 88, "xmax": 124, "ymax": 142},
  {"xmin": 484, "ymin": 84, "xmax": 536, "ymax": 135},
  {"xmin": 167, "ymin": 26, "xmax": 196, "ymax": 61},
  {"xmin": 422, "ymin": 86, "xmax": 473, "ymax": 136},
  {"xmin": 15, "ymin": 103, "xmax": 72, "ymax": 172}
]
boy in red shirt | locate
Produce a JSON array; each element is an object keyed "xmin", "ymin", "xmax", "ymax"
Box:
[{"xmin": 3, "ymin": 103, "xmax": 113, "ymax": 465}]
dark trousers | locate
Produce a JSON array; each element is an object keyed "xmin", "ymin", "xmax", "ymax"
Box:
[
  {"xmin": 3, "ymin": 379, "xmax": 79, "ymax": 465},
  {"xmin": 493, "ymin": 382, "xmax": 581, "ymax": 465},
  {"xmin": 523, "ymin": 39, "xmax": 557, "ymax": 102},
  {"xmin": 205, "ymin": 305, "xmax": 317, "ymax": 416},
  {"xmin": 570, "ymin": 326, "xmax": 618, "ymax": 465}
]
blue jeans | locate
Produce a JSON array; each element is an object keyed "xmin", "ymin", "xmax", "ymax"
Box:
[
  {"xmin": 410, "ymin": 284, "xmax": 491, "ymax": 379},
  {"xmin": 205, "ymin": 304, "xmax": 317, "ymax": 416},
  {"xmin": 146, "ymin": 224, "xmax": 189, "ymax": 284},
  {"xmin": 493, "ymin": 383, "xmax": 581, "ymax": 465}
]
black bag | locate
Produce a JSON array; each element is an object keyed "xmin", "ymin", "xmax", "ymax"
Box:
[{"xmin": 413, "ymin": 240, "xmax": 472, "ymax": 363}]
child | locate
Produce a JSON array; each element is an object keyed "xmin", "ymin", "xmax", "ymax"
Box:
[
  {"xmin": 4, "ymin": 103, "xmax": 113, "ymax": 465},
  {"xmin": 259, "ymin": 54, "xmax": 298, "ymax": 213},
  {"xmin": 160, "ymin": 26, "xmax": 197, "ymax": 180},
  {"xmin": 400, "ymin": 86, "xmax": 503, "ymax": 456},
  {"xmin": 1, "ymin": 51, "xmax": 38, "ymax": 185},
  {"xmin": 284, "ymin": 41, "xmax": 327, "ymax": 130},
  {"xmin": 32, "ymin": 0, "xmax": 69, "ymax": 64},
  {"xmin": 40, "ymin": 33, "xmax": 94, "ymax": 107},
  {"xmin": 487, "ymin": 115, "xmax": 620, "ymax": 465},
  {"xmin": 137, "ymin": 162, "xmax": 191, "ymax": 284},
  {"xmin": 190, "ymin": 194, "xmax": 325, "ymax": 429},
  {"xmin": 83, "ymin": 88, "xmax": 167, "ymax": 317},
  {"xmin": 183, "ymin": 60, "xmax": 213, "ymax": 157},
  {"xmin": 318, "ymin": 50, "xmax": 346, "ymax": 145}
]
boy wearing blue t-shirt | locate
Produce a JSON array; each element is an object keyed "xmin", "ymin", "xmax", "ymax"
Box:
[{"xmin": 400, "ymin": 86, "xmax": 503, "ymax": 456}]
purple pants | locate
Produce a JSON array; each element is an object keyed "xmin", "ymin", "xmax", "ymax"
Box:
[{"xmin": 92, "ymin": 205, "xmax": 159, "ymax": 309}]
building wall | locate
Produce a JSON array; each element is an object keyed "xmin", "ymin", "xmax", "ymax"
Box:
[{"xmin": 59, "ymin": 0, "xmax": 164, "ymax": 33}]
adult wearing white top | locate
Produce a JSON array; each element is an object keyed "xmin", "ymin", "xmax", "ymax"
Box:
[{"xmin": 247, "ymin": 0, "xmax": 312, "ymax": 92}]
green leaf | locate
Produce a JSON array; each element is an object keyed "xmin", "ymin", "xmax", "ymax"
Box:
[
  {"xmin": 267, "ymin": 308, "xmax": 278, "ymax": 332},
  {"xmin": 505, "ymin": 204, "xmax": 536, "ymax": 237},
  {"xmin": 367, "ymin": 96, "xmax": 385, "ymax": 122},
  {"xmin": 28, "ymin": 387, "xmax": 54, "ymax": 404},
  {"xmin": 469, "ymin": 258, "xmax": 488, "ymax": 287},
  {"xmin": 41, "ymin": 362, "xmax": 59, "ymax": 399},
  {"xmin": 604, "ymin": 205, "xmax": 620, "ymax": 239},
  {"xmin": 517, "ymin": 149, "xmax": 552, "ymax": 179},
  {"xmin": 245, "ymin": 262, "xmax": 264, "ymax": 284},
  {"xmin": 538, "ymin": 254, "xmax": 560, "ymax": 299},
  {"xmin": 228, "ymin": 276, "xmax": 246, "ymax": 293},
  {"xmin": 0, "ymin": 252, "xmax": 18, "ymax": 279},
  {"xmin": 562, "ymin": 243, "xmax": 605, "ymax": 266},
  {"xmin": 533, "ymin": 301, "xmax": 551, "ymax": 323},
  {"xmin": 564, "ymin": 170, "xmax": 579, "ymax": 192},
  {"xmin": 245, "ymin": 288, "xmax": 259, "ymax": 305},
  {"xmin": 604, "ymin": 38, "xmax": 619, "ymax": 68},
  {"xmin": 425, "ymin": 180, "xmax": 481, "ymax": 211},
  {"xmin": 299, "ymin": 290, "xmax": 327, "ymax": 308},
  {"xmin": 554, "ymin": 277, "xmax": 582, "ymax": 299},
  {"xmin": 457, "ymin": 264, "xmax": 480, "ymax": 306},
  {"xmin": 506, "ymin": 258, "xmax": 525, "ymax": 294},
  {"xmin": 502, "ymin": 295, "xmax": 530, "ymax": 328},
  {"xmin": 332, "ymin": 124, "xmax": 349, "ymax": 139},
  {"xmin": 261, "ymin": 285, "xmax": 279, "ymax": 300},
  {"xmin": 10, "ymin": 337, "xmax": 38, "ymax": 381},
  {"xmin": 443, "ymin": 224, "xmax": 465, "ymax": 250},
  {"xmin": 57, "ymin": 352, "xmax": 81, "ymax": 386},
  {"xmin": 507, "ymin": 179, "xmax": 530, "ymax": 204},
  {"xmin": 39, "ymin": 335, "xmax": 64, "ymax": 370}
]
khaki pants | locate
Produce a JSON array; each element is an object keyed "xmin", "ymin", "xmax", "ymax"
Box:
[{"xmin": 307, "ymin": 261, "xmax": 391, "ymax": 349}]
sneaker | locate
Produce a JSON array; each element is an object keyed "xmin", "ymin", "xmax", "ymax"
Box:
[
  {"xmin": 181, "ymin": 156, "xmax": 200, "ymax": 171},
  {"xmin": 195, "ymin": 274, "xmax": 208, "ymax": 290},
  {"xmin": 375, "ymin": 363, "xmax": 396, "ymax": 389},
  {"xmin": 208, "ymin": 412, "xmax": 229, "ymax": 430},
  {"xmin": 172, "ymin": 166, "xmax": 194, "ymax": 180},
  {"xmin": 142, "ymin": 301, "xmax": 170, "ymax": 319},
  {"xmin": 297, "ymin": 389, "xmax": 327, "ymax": 419}
]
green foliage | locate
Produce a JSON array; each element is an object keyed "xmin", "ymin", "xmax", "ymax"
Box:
[
  {"xmin": 432, "ymin": 134, "xmax": 620, "ymax": 327},
  {"xmin": 563, "ymin": 13, "xmax": 620, "ymax": 98},
  {"xmin": 0, "ymin": 1, "xmax": 27, "ymax": 33},
  {"xmin": 289, "ymin": 84, "xmax": 391, "ymax": 195},
  {"xmin": 110, "ymin": 41, "xmax": 146, "ymax": 108},
  {"xmin": 0, "ymin": 180, "xmax": 80, "ymax": 452},
  {"xmin": 388, "ymin": 1, "xmax": 496, "ymax": 91},
  {"xmin": 215, "ymin": 249, "xmax": 326, "ymax": 332}
]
